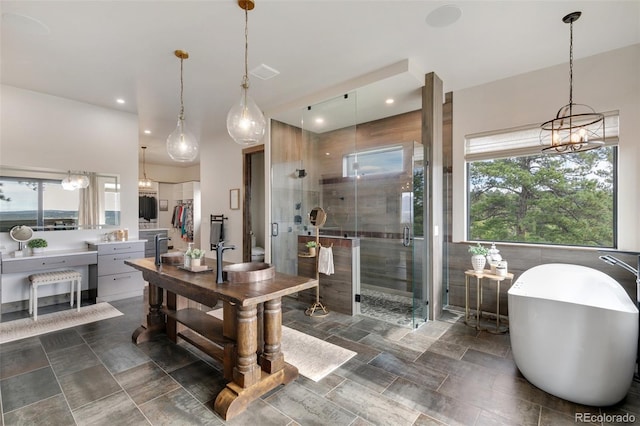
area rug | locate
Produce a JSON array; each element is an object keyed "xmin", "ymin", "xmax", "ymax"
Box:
[
  {"xmin": 0, "ymin": 302, "xmax": 123, "ymax": 344},
  {"xmin": 208, "ymin": 309, "xmax": 356, "ymax": 382}
]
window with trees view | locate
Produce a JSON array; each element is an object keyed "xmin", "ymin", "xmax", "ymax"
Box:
[{"xmin": 466, "ymin": 115, "xmax": 618, "ymax": 248}]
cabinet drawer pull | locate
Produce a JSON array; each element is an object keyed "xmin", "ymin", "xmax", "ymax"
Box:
[
  {"xmin": 113, "ymin": 255, "xmax": 133, "ymax": 261},
  {"xmin": 113, "ymin": 275, "xmax": 131, "ymax": 281},
  {"xmin": 42, "ymin": 260, "xmax": 66, "ymax": 265},
  {"xmin": 112, "ymin": 246, "xmax": 133, "ymax": 251}
]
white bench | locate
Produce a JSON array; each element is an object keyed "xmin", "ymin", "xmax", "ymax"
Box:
[{"xmin": 28, "ymin": 270, "xmax": 82, "ymax": 320}]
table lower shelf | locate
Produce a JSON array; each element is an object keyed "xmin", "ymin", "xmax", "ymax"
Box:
[{"xmin": 161, "ymin": 307, "xmax": 232, "ymax": 364}]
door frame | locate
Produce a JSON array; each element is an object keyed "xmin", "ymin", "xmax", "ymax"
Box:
[{"xmin": 242, "ymin": 144, "xmax": 265, "ymax": 262}]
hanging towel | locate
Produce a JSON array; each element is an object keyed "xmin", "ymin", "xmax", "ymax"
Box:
[
  {"xmin": 210, "ymin": 222, "xmax": 222, "ymax": 247},
  {"xmin": 318, "ymin": 246, "xmax": 334, "ymax": 276}
]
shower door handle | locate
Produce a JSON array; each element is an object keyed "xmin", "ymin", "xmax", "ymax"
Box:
[
  {"xmin": 402, "ymin": 225, "xmax": 411, "ymax": 247},
  {"xmin": 271, "ymin": 222, "xmax": 279, "ymax": 237}
]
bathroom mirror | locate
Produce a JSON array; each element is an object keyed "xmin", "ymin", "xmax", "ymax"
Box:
[
  {"xmin": 0, "ymin": 166, "xmax": 120, "ymax": 232},
  {"xmin": 9, "ymin": 225, "xmax": 33, "ymax": 250},
  {"xmin": 309, "ymin": 207, "xmax": 327, "ymax": 228}
]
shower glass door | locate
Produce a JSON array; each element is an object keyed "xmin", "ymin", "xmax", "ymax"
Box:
[{"xmin": 353, "ymin": 137, "xmax": 426, "ymax": 328}]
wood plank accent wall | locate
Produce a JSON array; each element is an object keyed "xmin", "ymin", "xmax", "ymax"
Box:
[
  {"xmin": 315, "ymin": 111, "xmax": 421, "ymax": 236},
  {"xmin": 296, "ymin": 235, "xmax": 359, "ymax": 315}
]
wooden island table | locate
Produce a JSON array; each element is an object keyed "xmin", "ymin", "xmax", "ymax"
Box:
[{"xmin": 124, "ymin": 257, "xmax": 319, "ymax": 420}]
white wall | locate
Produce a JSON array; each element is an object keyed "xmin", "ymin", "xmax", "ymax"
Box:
[
  {"xmin": 452, "ymin": 44, "xmax": 640, "ymax": 251},
  {"xmin": 199, "ymin": 133, "xmax": 246, "ymax": 263},
  {"xmin": 0, "ymin": 85, "xmax": 139, "ymax": 249}
]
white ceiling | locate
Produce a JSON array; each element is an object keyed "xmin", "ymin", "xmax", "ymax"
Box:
[{"xmin": 2, "ymin": 1, "xmax": 638, "ymax": 166}]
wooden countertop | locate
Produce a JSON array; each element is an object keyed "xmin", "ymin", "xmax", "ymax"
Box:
[{"xmin": 125, "ymin": 257, "xmax": 318, "ymax": 307}]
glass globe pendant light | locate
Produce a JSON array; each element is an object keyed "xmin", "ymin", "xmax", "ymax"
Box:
[
  {"xmin": 540, "ymin": 11, "xmax": 604, "ymax": 154},
  {"xmin": 227, "ymin": 0, "xmax": 266, "ymax": 146},
  {"xmin": 167, "ymin": 50, "xmax": 199, "ymax": 162}
]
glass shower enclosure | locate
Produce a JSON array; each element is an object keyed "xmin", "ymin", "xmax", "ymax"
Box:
[{"xmin": 270, "ymin": 91, "xmax": 427, "ymax": 328}]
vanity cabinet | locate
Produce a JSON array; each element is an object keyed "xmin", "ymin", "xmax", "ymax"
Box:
[{"xmin": 88, "ymin": 241, "xmax": 145, "ymax": 302}]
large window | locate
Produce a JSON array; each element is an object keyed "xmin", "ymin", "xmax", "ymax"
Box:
[
  {"xmin": 0, "ymin": 177, "xmax": 79, "ymax": 231},
  {"xmin": 466, "ymin": 115, "xmax": 619, "ymax": 248},
  {"xmin": 0, "ymin": 172, "xmax": 120, "ymax": 231}
]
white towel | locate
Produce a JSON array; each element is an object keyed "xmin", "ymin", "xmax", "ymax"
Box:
[{"xmin": 318, "ymin": 246, "xmax": 334, "ymax": 276}]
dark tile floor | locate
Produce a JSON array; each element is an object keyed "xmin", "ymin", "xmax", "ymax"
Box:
[{"xmin": 1, "ymin": 296, "xmax": 639, "ymax": 425}]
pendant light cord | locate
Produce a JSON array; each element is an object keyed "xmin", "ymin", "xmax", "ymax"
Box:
[
  {"xmin": 568, "ymin": 19, "xmax": 574, "ymax": 117},
  {"xmin": 242, "ymin": 4, "xmax": 250, "ymax": 90},
  {"xmin": 142, "ymin": 147, "xmax": 148, "ymax": 179},
  {"xmin": 179, "ymin": 56, "xmax": 185, "ymax": 120}
]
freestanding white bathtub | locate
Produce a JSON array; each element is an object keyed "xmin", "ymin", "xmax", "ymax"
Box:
[{"xmin": 508, "ymin": 263, "xmax": 638, "ymax": 406}]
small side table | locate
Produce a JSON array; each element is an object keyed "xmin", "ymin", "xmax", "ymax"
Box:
[{"xmin": 464, "ymin": 269, "xmax": 514, "ymax": 333}]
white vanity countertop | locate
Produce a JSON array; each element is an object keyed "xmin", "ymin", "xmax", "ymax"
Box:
[
  {"xmin": 139, "ymin": 228, "xmax": 170, "ymax": 231},
  {"xmin": 2, "ymin": 248, "xmax": 97, "ymax": 262},
  {"xmin": 85, "ymin": 239, "xmax": 147, "ymax": 246}
]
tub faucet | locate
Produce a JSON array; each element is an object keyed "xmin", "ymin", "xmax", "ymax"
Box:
[
  {"xmin": 154, "ymin": 234, "xmax": 171, "ymax": 267},
  {"xmin": 215, "ymin": 241, "xmax": 236, "ymax": 283},
  {"xmin": 599, "ymin": 255, "xmax": 639, "ymax": 277}
]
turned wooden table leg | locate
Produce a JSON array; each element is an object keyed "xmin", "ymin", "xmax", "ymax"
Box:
[
  {"xmin": 232, "ymin": 305, "xmax": 261, "ymax": 388},
  {"xmin": 260, "ymin": 298, "xmax": 284, "ymax": 373},
  {"xmin": 256, "ymin": 302, "xmax": 264, "ymax": 356},
  {"xmin": 132, "ymin": 283, "xmax": 165, "ymax": 343},
  {"xmin": 166, "ymin": 291, "xmax": 177, "ymax": 343}
]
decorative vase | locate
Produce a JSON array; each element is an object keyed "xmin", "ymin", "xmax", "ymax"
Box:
[
  {"xmin": 471, "ymin": 254, "xmax": 486, "ymax": 273},
  {"xmin": 308, "ymin": 247, "xmax": 316, "ymax": 257},
  {"xmin": 32, "ymin": 247, "xmax": 45, "ymax": 254},
  {"xmin": 191, "ymin": 258, "xmax": 201, "ymax": 267}
]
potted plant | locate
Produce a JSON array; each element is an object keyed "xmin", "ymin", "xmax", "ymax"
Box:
[
  {"xmin": 306, "ymin": 241, "xmax": 317, "ymax": 257},
  {"xmin": 468, "ymin": 243, "xmax": 489, "ymax": 273},
  {"xmin": 27, "ymin": 238, "xmax": 48, "ymax": 254},
  {"xmin": 188, "ymin": 248, "xmax": 205, "ymax": 267}
]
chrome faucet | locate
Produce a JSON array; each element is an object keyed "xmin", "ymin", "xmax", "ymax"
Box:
[
  {"xmin": 154, "ymin": 234, "xmax": 171, "ymax": 267},
  {"xmin": 599, "ymin": 255, "xmax": 639, "ymax": 277},
  {"xmin": 215, "ymin": 241, "xmax": 236, "ymax": 283}
]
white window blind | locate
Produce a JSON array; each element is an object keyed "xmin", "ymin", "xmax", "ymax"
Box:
[{"xmin": 465, "ymin": 113, "xmax": 619, "ymax": 162}]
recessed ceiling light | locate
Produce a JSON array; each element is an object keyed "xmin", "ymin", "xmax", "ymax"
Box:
[
  {"xmin": 315, "ymin": 118, "xmax": 324, "ymax": 124},
  {"xmin": 116, "ymin": 98, "xmax": 125, "ymax": 104},
  {"xmin": 325, "ymin": 152, "xmax": 330, "ymax": 156},
  {"xmin": 144, "ymin": 130, "xmax": 151, "ymax": 134},
  {"xmin": 426, "ymin": 5, "xmax": 462, "ymax": 28},
  {"xmin": 385, "ymin": 98, "xmax": 395, "ymax": 105}
]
